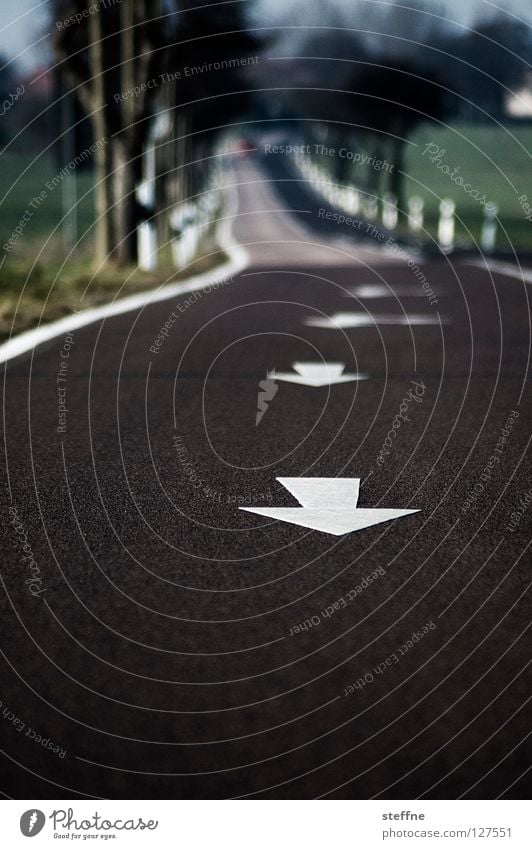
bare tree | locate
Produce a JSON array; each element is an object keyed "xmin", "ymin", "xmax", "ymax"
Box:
[{"xmin": 54, "ymin": 0, "xmax": 170, "ymax": 265}]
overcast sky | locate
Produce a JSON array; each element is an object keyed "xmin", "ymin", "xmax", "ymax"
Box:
[
  {"xmin": 256, "ymin": 0, "xmax": 532, "ymax": 27},
  {"xmin": 1, "ymin": 0, "xmax": 532, "ymax": 76},
  {"xmin": 0, "ymin": 0, "xmax": 49, "ymax": 74}
]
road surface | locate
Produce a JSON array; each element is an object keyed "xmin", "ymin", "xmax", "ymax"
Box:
[{"xmin": 1, "ymin": 157, "xmax": 530, "ymax": 799}]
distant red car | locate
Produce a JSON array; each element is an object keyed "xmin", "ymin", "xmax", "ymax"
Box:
[{"xmin": 234, "ymin": 138, "xmax": 256, "ymax": 156}]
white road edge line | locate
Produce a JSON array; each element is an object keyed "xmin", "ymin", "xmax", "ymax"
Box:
[{"xmin": 0, "ymin": 187, "xmax": 249, "ymax": 365}]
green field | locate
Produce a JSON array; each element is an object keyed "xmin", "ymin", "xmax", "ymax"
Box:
[
  {"xmin": 404, "ymin": 122, "xmax": 532, "ymax": 251},
  {"xmin": 0, "ymin": 152, "xmax": 97, "ymax": 259}
]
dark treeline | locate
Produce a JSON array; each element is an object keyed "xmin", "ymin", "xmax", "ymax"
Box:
[
  {"xmin": 2, "ymin": 0, "xmax": 531, "ymax": 264},
  {"xmin": 253, "ymin": 0, "xmax": 532, "ymax": 211},
  {"xmin": 52, "ymin": 0, "xmax": 258, "ymax": 264}
]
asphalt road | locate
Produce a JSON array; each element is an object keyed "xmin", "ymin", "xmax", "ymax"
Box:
[{"xmin": 1, "ymin": 157, "xmax": 531, "ymax": 799}]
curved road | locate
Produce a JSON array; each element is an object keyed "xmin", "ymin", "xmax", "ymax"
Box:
[{"xmin": 1, "ymin": 158, "xmax": 531, "ymax": 799}]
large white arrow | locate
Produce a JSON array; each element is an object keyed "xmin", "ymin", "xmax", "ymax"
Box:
[
  {"xmin": 240, "ymin": 478, "xmax": 420, "ymax": 536},
  {"xmin": 268, "ymin": 362, "xmax": 367, "ymax": 387},
  {"xmin": 305, "ymin": 313, "xmax": 444, "ymax": 329}
]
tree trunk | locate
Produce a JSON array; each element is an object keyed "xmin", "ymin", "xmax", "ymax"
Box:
[
  {"xmin": 112, "ymin": 140, "xmax": 138, "ymax": 266},
  {"xmin": 89, "ymin": 8, "xmax": 113, "ymax": 263},
  {"xmin": 110, "ymin": 0, "xmax": 138, "ymax": 266},
  {"xmin": 369, "ymin": 142, "xmax": 383, "ymax": 196},
  {"xmin": 390, "ymin": 136, "xmax": 406, "ymax": 218},
  {"xmin": 121, "ymin": 0, "xmax": 136, "ymax": 129}
]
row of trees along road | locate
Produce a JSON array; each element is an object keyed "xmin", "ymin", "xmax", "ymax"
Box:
[
  {"xmin": 259, "ymin": 7, "xmax": 532, "ymax": 216},
  {"xmin": 53, "ymin": 0, "xmax": 257, "ymax": 266}
]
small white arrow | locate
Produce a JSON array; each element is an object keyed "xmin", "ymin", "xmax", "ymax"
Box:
[
  {"xmin": 305, "ymin": 312, "xmax": 445, "ymax": 328},
  {"xmin": 347, "ymin": 284, "xmax": 441, "ymax": 299},
  {"xmin": 240, "ymin": 477, "xmax": 420, "ymax": 536},
  {"xmin": 268, "ymin": 362, "xmax": 368, "ymax": 387}
]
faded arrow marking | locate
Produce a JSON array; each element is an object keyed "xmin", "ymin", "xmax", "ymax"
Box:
[
  {"xmin": 305, "ymin": 313, "xmax": 446, "ymax": 329},
  {"xmin": 268, "ymin": 362, "xmax": 368, "ymax": 387},
  {"xmin": 347, "ymin": 284, "xmax": 442, "ymax": 299}
]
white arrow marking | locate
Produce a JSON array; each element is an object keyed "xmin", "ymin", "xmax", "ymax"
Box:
[
  {"xmin": 240, "ymin": 477, "xmax": 420, "ymax": 536},
  {"xmin": 305, "ymin": 312, "xmax": 445, "ymax": 329},
  {"xmin": 347, "ymin": 284, "xmax": 441, "ymax": 299},
  {"xmin": 465, "ymin": 258, "xmax": 532, "ymax": 285},
  {"xmin": 268, "ymin": 362, "xmax": 368, "ymax": 387}
]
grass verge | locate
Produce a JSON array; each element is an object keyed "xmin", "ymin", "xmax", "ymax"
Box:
[
  {"xmin": 0, "ymin": 243, "xmax": 227, "ymax": 344},
  {"xmin": 0, "ymin": 153, "xmax": 227, "ymax": 343}
]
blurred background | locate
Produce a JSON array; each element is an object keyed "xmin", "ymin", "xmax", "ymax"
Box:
[{"xmin": 1, "ymin": 0, "xmax": 532, "ymax": 338}]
